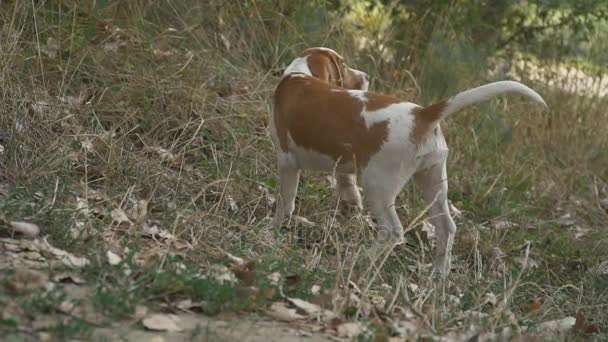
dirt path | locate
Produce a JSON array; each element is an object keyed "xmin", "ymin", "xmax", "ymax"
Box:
[{"xmin": 93, "ymin": 315, "xmax": 334, "ymax": 342}]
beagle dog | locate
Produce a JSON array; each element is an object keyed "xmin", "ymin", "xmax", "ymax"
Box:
[{"xmin": 270, "ymin": 47, "xmax": 547, "ymax": 274}]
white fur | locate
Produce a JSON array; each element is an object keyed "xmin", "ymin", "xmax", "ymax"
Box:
[
  {"xmin": 287, "ymin": 133, "xmax": 355, "ymax": 173},
  {"xmin": 283, "ymin": 56, "xmax": 312, "ymax": 77},
  {"xmin": 442, "ymin": 81, "xmax": 547, "ymax": 119},
  {"xmin": 352, "ymin": 69, "xmax": 370, "ymax": 90},
  {"xmin": 362, "ymin": 102, "xmax": 417, "ymax": 130},
  {"xmin": 347, "ymin": 89, "xmax": 367, "ymax": 103}
]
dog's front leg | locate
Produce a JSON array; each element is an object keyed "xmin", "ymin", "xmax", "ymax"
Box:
[
  {"xmin": 414, "ymin": 158, "xmax": 456, "ymax": 275},
  {"xmin": 336, "ymin": 173, "xmax": 363, "ymax": 210},
  {"xmin": 271, "ymin": 153, "xmax": 300, "ymax": 227}
]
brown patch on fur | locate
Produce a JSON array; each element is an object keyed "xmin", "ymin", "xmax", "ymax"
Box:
[
  {"xmin": 411, "ymin": 100, "xmax": 447, "ymax": 144},
  {"xmin": 367, "ymin": 92, "xmax": 401, "ymax": 111},
  {"xmin": 301, "ymin": 48, "xmax": 366, "ymax": 89},
  {"xmin": 273, "ymin": 76, "xmax": 400, "ymax": 169}
]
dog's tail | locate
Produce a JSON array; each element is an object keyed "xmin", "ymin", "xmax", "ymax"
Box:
[{"xmin": 412, "ymin": 81, "xmax": 547, "ymax": 143}]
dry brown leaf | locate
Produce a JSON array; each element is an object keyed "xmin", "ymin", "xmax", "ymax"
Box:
[
  {"xmin": 8, "ymin": 221, "xmax": 40, "ymax": 237},
  {"xmin": 233, "ymin": 269, "xmax": 256, "ymax": 286},
  {"xmin": 267, "ymin": 302, "xmax": 305, "ymax": 322},
  {"xmin": 573, "ymin": 310, "xmax": 599, "ymax": 334},
  {"xmin": 7, "ymin": 269, "xmax": 48, "ymax": 291},
  {"xmin": 142, "ymin": 314, "xmax": 183, "ymax": 332}
]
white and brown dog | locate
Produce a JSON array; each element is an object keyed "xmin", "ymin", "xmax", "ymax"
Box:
[{"xmin": 269, "ymin": 47, "xmax": 547, "ymax": 274}]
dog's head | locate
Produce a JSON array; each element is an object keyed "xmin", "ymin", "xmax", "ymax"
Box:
[{"xmin": 284, "ymin": 47, "xmax": 369, "ymax": 90}]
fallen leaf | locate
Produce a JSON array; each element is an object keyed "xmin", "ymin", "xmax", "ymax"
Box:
[
  {"xmin": 208, "ymin": 265, "xmax": 237, "ymax": 284},
  {"xmin": 176, "ymin": 299, "xmax": 208, "ymax": 313},
  {"xmin": 536, "ymin": 317, "xmax": 576, "ymax": 334},
  {"xmin": 110, "ymin": 208, "xmax": 133, "ymax": 228},
  {"xmin": 449, "ymin": 201, "xmax": 462, "ymax": 217},
  {"xmin": 514, "ymin": 256, "xmax": 538, "ymax": 269},
  {"xmin": 557, "ymin": 213, "xmax": 576, "ymax": 226},
  {"xmin": 106, "ymin": 250, "xmax": 122, "ymax": 265},
  {"xmin": 287, "ymin": 297, "xmax": 323, "ymax": 316},
  {"xmin": 52, "ymin": 272, "xmax": 85, "ymax": 285},
  {"xmin": 267, "ymin": 302, "xmax": 305, "ymax": 322},
  {"xmin": 8, "ymin": 221, "xmax": 40, "ymax": 237},
  {"xmin": 267, "ymin": 272, "xmax": 281, "ymax": 286},
  {"xmin": 421, "ymin": 221, "xmax": 435, "ymax": 240},
  {"xmin": 311, "ymin": 293, "xmax": 333, "ymax": 309},
  {"xmin": 592, "ymin": 260, "xmax": 608, "ymax": 275},
  {"xmin": 42, "ymin": 37, "xmax": 59, "ymax": 58},
  {"xmin": 33, "ymin": 237, "xmax": 89, "ymax": 268},
  {"xmin": 527, "ymin": 298, "xmax": 542, "ymax": 315},
  {"xmin": 574, "ymin": 226, "xmax": 590, "ymax": 239},
  {"xmin": 225, "ymin": 252, "xmax": 245, "ymax": 267},
  {"xmin": 7, "ymin": 269, "xmax": 48, "ymax": 291},
  {"xmin": 142, "ymin": 314, "xmax": 183, "ymax": 332},
  {"xmin": 58, "ymin": 300, "xmax": 75, "ymax": 314},
  {"xmin": 494, "ymin": 220, "xmax": 514, "ymax": 230},
  {"xmin": 233, "ymin": 269, "xmax": 256, "ymax": 286},
  {"xmin": 127, "ymin": 199, "xmax": 149, "ymax": 224},
  {"xmin": 336, "ymin": 322, "xmax": 365, "ymax": 338},
  {"xmin": 573, "ymin": 310, "xmax": 598, "ymax": 334},
  {"xmin": 144, "ymin": 146, "xmax": 177, "ymax": 164},
  {"xmin": 483, "ymin": 292, "xmax": 497, "ymax": 306},
  {"xmin": 227, "ymin": 195, "xmax": 238, "ymax": 211},
  {"xmin": 141, "ymin": 223, "xmax": 175, "ymax": 241},
  {"xmin": 134, "ymin": 305, "xmax": 149, "ymax": 320}
]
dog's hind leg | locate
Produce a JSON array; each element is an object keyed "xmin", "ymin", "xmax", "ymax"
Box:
[
  {"xmin": 361, "ymin": 162, "xmax": 412, "ymax": 260},
  {"xmin": 414, "ymin": 157, "xmax": 456, "ymax": 275}
]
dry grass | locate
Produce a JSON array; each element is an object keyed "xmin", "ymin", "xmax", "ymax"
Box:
[{"xmin": 1, "ymin": 1, "xmax": 607, "ymax": 340}]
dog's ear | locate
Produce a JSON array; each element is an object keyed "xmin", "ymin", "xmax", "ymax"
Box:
[{"xmin": 304, "ymin": 48, "xmax": 344, "ymax": 87}]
